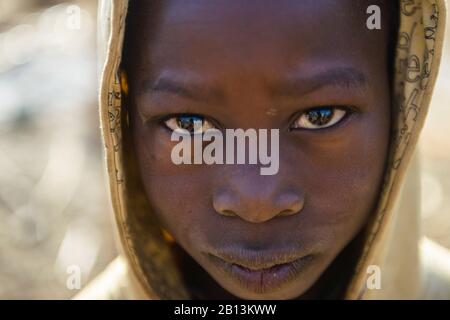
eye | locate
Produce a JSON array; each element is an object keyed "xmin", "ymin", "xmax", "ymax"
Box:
[
  {"xmin": 164, "ymin": 114, "xmax": 215, "ymax": 135},
  {"xmin": 290, "ymin": 106, "xmax": 350, "ymax": 130}
]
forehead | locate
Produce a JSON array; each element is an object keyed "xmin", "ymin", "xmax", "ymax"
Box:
[{"xmin": 127, "ymin": 0, "xmax": 389, "ymax": 80}]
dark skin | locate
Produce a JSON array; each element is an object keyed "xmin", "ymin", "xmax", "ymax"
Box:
[{"xmin": 125, "ymin": 0, "xmax": 391, "ymax": 299}]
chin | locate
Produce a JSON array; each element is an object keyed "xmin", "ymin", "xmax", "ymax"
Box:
[{"xmin": 216, "ymin": 276, "xmax": 314, "ymax": 300}]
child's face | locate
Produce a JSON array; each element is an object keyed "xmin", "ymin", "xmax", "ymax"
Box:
[{"xmin": 128, "ymin": 0, "xmax": 391, "ymax": 299}]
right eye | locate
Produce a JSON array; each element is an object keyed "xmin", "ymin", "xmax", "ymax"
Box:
[
  {"xmin": 290, "ymin": 106, "xmax": 351, "ymax": 130},
  {"xmin": 164, "ymin": 115, "xmax": 215, "ymax": 135}
]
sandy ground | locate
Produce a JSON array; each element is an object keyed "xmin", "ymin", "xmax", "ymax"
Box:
[{"xmin": 0, "ymin": 1, "xmax": 449, "ymax": 299}]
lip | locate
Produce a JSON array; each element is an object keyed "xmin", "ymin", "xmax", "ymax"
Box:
[{"xmin": 205, "ymin": 248, "xmax": 314, "ymax": 294}]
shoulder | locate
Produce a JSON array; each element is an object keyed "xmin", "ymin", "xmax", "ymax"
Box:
[
  {"xmin": 420, "ymin": 237, "xmax": 450, "ymax": 299},
  {"xmin": 73, "ymin": 256, "xmax": 137, "ymax": 300}
]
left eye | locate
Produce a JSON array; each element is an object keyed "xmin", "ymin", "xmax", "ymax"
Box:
[
  {"xmin": 291, "ymin": 106, "xmax": 349, "ymax": 130},
  {"xmin": 164, "ymin": 115, "xmax": 215, "ymax": 135}
]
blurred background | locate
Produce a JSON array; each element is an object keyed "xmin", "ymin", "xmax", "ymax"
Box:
[
  {"xmin": 0, "ymin": 0, "xmax": 116, "ymax": 299},
  {"xmin": 0, "ymin": 1, "xmax": 449, "ymax": 299}
]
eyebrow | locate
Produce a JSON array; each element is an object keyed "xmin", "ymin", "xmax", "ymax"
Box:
[
  {"xmin": 141, "ymin": 67, "xmax": 368, "ymax": 103},
  {"xmin": 141, "ymin": 77, "xmax": 224, "ymax": 104},
  {"xmin": 271, "ymin": 67, "xmax": 368, "ymax": 98}
]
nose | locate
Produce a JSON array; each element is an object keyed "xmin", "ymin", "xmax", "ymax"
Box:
[{"xmin": 212, "ymin": 184, "xmax": 304, "ymax": 223}]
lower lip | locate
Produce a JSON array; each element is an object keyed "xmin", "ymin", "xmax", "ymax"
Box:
[{"xmin": 207, "ymin": 253, "xmax": 314, "ymax": 294}]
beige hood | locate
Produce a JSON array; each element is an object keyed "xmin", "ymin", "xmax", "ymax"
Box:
[{"xmin": 96, "ymin": 0, "xmax": 447, "ymax": 299}]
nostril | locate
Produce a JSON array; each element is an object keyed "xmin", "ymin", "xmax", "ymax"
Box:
[
  {"xmin": 221, "ymin": 209, "xmax": 236, "ymax": 217},
  {"xmin": 278, "ymin": 209, "xmax": 296, "ymax": 217},
  {"xmin": 213, "ymin": 190, "xmax": 239, "ymax": 217},
  {"xmin": 276, "ymin": 192, "xmax": 304, "ymax": 217},
  {"xmin": 213, "ymin": 188, "xmax": 304, "ymax": 221}
]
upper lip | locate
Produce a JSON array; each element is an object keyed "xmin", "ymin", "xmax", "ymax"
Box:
[{"xmin": 206, "ymin": 246, "xmax": 307, "ymax": 270}]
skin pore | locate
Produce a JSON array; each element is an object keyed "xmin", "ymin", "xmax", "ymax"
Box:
[{"xmin": 124, "ymin": 0, "xmax": 393, "ymax": 299}]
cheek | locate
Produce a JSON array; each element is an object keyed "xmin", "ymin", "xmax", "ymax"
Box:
[
  {"xmin": 133, "ymin": 121, "xmax": 180, "ymax": 174},
  {"xmin": 284, "ymin": 110, "xmax": 390, "ymax": 235},
  {"xmin": 132, "ymin": 121, "xmax": 215, "ymax": 243},
  {"xmin": 141, "ymin": 173, "xmax": 212, "ymax": 243}
]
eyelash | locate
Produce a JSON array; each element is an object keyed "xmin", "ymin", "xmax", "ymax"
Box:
[
  {"xmin": 163, "ymin": 114, "xmax": 215, "ymax": 135},
  {"xmin": 162, "ymin": 106, "xmax": 354, "ymax": 134},
  {"xmin": 290, "ymin": 106, "xmax": 354, "ymax": 131}
]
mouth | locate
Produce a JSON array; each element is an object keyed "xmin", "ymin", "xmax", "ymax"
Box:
[{"xmin": 205, "ymin": 248, "xmax": 314, "ymax": 294}]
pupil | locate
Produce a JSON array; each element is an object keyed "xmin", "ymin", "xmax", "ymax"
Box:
[
  {"xmin": 308, "ymin": 108, "xmax": 333, "ymax": 125},
  {"xmin": 178, "ymin": 116, "xmax": 202, "ymax": 132}
]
